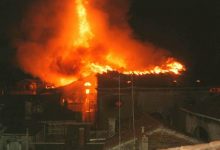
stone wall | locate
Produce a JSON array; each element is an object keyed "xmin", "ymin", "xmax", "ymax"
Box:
[
  {"xmin": 181, "ymin": 108, "xmax": 220, "ymax": 141},
  {"xmin": 97, "ymin": 87, "xmax": 211, "ymax": 130}
]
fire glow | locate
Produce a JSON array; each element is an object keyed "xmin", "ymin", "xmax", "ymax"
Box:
[{"xmin": 16, "ymin": 0, "xmax": 185, "ymax": 120}]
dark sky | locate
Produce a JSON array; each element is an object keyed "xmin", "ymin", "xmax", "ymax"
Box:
[
  {"xmin": 129, "ymin": 0, "xmax": 220, "ymax": 84},
  {"xmin": 0, "ymin": 0, "xmax": 220, "ymax": 85},
  {"xmin": 0, "ymin": 0, "xmax": 32, "ymax": 84}
]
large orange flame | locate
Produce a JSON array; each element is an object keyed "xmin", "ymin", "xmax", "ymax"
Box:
[{"xmin": 17, "ymin": 0, "xmax": 186, "ymax": 87}]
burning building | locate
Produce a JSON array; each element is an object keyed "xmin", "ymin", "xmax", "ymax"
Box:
[{"xmin": 15, "ymin": 0, "xmax": 185, "ymax": 122}]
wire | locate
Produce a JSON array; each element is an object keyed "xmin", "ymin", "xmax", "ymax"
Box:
[
  {"xmin": 131, "ymin": 75, "xmax": 136, "ymax": 149},
  {"xmin": 118, "ymin": 75, "xmax": 121, "ymax": 150}
]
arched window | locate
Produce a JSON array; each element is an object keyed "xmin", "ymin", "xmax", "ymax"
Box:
[{"xmin": 194, "ymin": 126, "xmax": 209, "ymax": 142}]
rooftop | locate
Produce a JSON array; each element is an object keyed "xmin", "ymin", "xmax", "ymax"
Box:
[{"xmin": 105, "ymin": 114, "xmax": 199, "ymax": 150}]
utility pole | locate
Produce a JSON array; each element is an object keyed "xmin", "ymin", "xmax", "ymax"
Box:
[{"xmin": 26, "ymin": 128, "xmax": 29, "ymax": 150}]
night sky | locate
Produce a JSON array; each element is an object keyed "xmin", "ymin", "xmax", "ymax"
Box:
[{"xmin": 0, "ymin": 0, "xmax": 220, "ymax": 85}]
